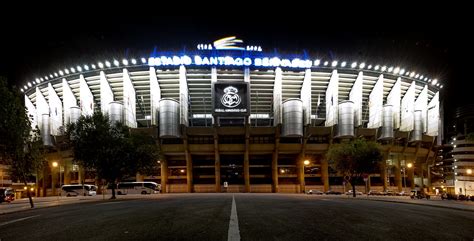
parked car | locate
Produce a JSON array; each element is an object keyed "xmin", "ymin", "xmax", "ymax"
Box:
[
  {"xmin": 0, "ymin": 188, "xmax": 15, "ymax": 203},
  {"xmin": 345, "ymin": 190, "xmax": 363, "ymax": 195},
  {"xmin": 368, "ymin": 190, "xmax": 383, "ymax": 196},
  {"xmin": 307, "ymin": 190, "xmax": 324, "ymax": 195},
  {"xmin": 325, "ymin": 190, "xmax": 342, "ymax": 195},
  {"xmin": 396, "ymin": 191, "xmax": 409, "ymax": 196}
]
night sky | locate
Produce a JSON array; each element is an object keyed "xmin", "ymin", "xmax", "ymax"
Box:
[{"xmin": 1, "ymin": 16, "xmax": 471, "ymax": 123}]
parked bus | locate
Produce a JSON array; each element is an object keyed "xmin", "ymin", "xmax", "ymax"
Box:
[
  {"xmin": 61, "ymin": 184, "xmax": 97, "ymax": 197},
  {"xmin": 116, "ymin": 182, "xmax": 161, "ymax": 195}
]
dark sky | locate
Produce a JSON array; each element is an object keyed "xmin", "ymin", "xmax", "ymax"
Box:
[{"xmin": 1, "ymin": 16, "xmax": 471, "ymax": 122}]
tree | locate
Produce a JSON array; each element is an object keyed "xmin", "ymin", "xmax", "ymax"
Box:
[
  {"xmin": 466, "ymin": 133, "xmax": 474, "ymax": 142},
  {"xmin": 326, "ymin": 138, "xmax": 383, "ymax": 197},
  {"xmin": 0, "ymin": 77, "xmax": 45, "ymax": 208},
  {"xmin": 66, "ymin": 111, "xmax": 158, "ymax": 199}
]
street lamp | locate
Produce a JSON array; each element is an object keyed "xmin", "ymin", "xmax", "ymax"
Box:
[
  {"xmin": 403, "ymin": 163, "xmax": 413, "ymax": 192},
  {"xmin": 52, "ymin": 162, "xmax": 61, "ymax": 198},
  {"xmin": 466, "ymin": 169, "xmax": 472, "ymax": 195}
]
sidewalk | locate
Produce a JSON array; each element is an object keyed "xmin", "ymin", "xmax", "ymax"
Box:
[
  {"xmin": 343, "ymin": 195, "xmax": 474, "ymax": 212},
  {"xmin": 0, "ymin": 195, "xmax": 110, "ymax": 215}
]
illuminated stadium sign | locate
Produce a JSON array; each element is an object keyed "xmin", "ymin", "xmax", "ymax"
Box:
[
  {"xmin": 148, "ymin": 56, "xmax": 313, "ymax": 69},
  {"xmin": 212, "ymin": 82, "xmax": 249, "ymax": 116}
]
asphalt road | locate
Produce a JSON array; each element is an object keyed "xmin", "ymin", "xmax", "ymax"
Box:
[{"xmin": 0, "ymin": 194, "xmax": 473, "ymax": 241}]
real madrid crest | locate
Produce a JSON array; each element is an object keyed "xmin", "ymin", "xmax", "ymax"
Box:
[{"xmin": 221, "ymin": 86, "xmax": 241, "ymax": 108}]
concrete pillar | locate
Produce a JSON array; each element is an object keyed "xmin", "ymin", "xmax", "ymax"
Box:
[
  {"xmin": 321, "ymin": 158, "xmax": 329, "ymax": 192},
  {"xmin": 136, "ymin": 173, "xmax": 145, "ymax": 182},
  {"xmin": 51, "ymin": 166, "xmax": 57, "ymax": 196},
  {"xmin": 78, "ymin": 166, "xmax": 85, "ymax": 184},
  {"xmin": 297, "ymin": 154, "xmax": 305, "ymax": 193},
  {"xmin": 380, "ymin": 160, "xmax": 387, "ymax": 191},
  {"xmin": 186, "ymin": 151, "xmax": 193, "ymax": 193},
  {"xmin": 396, "ymin": 158, "xmax": 402, "ymax": 192},
  {"xmin": 272, "ymin": 151, "xmax": 279, "ymax": 193},
  {"xmin": 426, "ymin": 164, "xmax": 432, "ymax": 193},
  {"xmin": 160, "ymin": 159, "xmax": 168, "ymax": 193},
  {"xmin": 214, "ymin": 134, "xmax": 221, "ymax": 192},
  {"xmin": 272, "ymin": 131, "xmax": 280, "ymax": 193},
  {"xmin": 244, "ymin": 133, "xmax": 250, "ymax": 193},
  {"xmin": 409, "ymin": 164, "xmax": 415, "ymax": 189},
  {"xmin": 64, "ymin": 160, "xmax": 71, "ymax": 185}
]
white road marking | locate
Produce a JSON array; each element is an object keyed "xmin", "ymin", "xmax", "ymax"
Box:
[
  {"xmin": 0, "ymin": 215, "xmax": 41, "ymax": 227},
  {"xmin": 227, "ymin": 195, "xmax": 241, "ymax": 241}
]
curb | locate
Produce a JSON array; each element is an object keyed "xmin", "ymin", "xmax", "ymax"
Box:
[
  {"xmin": 351, "ymin": 197, "xmax": 474, "ymax": 212},
  {"xmin": 0, "ymin": 198, "xmax": 120, "ymax": 215}
]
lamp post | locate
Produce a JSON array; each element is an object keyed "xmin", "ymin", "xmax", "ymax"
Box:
[
  {"xmin": 405, "ymin": 163, "xmax": 413, "ymax": 192},
  {"xmin": 52, "ymin": 162, "xmax": 61, "ymax": 199},
  {"xmin": 466, "ymin": 169, "xmax": 472, "ymax": 195}
]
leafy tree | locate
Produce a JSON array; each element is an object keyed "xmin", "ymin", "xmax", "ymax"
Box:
[
  {"xmin": 0, "ymin": 78, "xmax": 45, "ymax": 208},
  {"xmin": 466, "ymin": 133, "xmax": 474, "ymax": 142},
  {"xmin": 326, "ymin": 138, "xmax": 383, "ymax": 197},
  {"xmin": 66, "ymin": 111, "xmax": 158, "ymax": 199}
]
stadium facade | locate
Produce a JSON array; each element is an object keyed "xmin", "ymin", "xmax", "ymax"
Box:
[{"xmin": 20, "ymin": 37, "xmax": 443, "ymax": 194}]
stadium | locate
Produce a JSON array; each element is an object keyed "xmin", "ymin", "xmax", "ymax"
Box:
[{"xmin": 20, "ymin": 36, "xmax": 443, "ymax": 195}]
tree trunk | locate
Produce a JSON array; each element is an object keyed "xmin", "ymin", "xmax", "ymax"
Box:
[
  {"xmin": 23, "ymin": 177, "xmax": 34, "ymax": 208},
  {"xmin": 351, "ymin": 179, "xmax": 356, "ymax": 198},
  {"xmin": 110, "ymin": 183, "xmax": 116, "ymax": 199}
]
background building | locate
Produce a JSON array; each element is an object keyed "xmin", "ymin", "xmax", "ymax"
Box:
[{"xmin": 19, "ymin": 38, "xmax": 443, "ymax": 194}]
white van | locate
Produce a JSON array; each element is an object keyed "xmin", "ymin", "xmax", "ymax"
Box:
[{"xmin": 61, "ymin": 184, "xmax": 97, "ymax": 197}]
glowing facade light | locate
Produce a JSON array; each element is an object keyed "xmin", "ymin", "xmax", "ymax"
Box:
[
  {"xmin": 323, "ymin": 61, "xmax": 328, "ymax": 66},
  {"xmin": 54, "ymin": 73, "xmax": 58, "ymax": 77},
  {"xmin": 20, "ymin": 88, "xmax": 24, "ymax": 92},
  {"xmin": 415, "ymin": 74, "xmax": 420, "ymax": 78},
  {"xmin": 367, "ymin": 65, "xmax": 372, "ymax": 69},
  {"xmin": 351, "ymin": 62, "xmax": 357, "ymax": 68},
  {"xmin": 105, "ymin": 61, "xmax": 111, "ymax": 67},
  {"xmin": 113, "ymin": 60, "xmax": 119, "ymax": 67},
  {"xmin": 98, "ymin": 62, "xmax": 104, "ymax": 68},
  {"xmin": 388, "ymin": 66, "xmax": 393, "ymax": 72},
  {"xmin": 359, "ymin": 63, "xmax": 365, "ymax": 69},
  {"xmin": 341, "ymin": 61, "xmax": 346, "ymax": 67},
  {"xmin": 393, "ymin": 67, "xmax": 400, "ymax": 74},
  {"xmin": 432, "ymin": 79, "xmax": 438, "ymax": 85},
  {"xmin": 59, "ymin": 70, "xmax": 64, "ymax": 76},
  {"xmin": 440, "ymin": 85, "xmax": 443, "ymax": 88},
  {"xmin": 23, "ymin": 85, "xmax": 27, "ymax": 89},
  {"xmin": 374, "ymin": 65, "xmax": 380, "ymax": 70},
  {"xmin": 70, "ymin": 67, "xmax": 75, "ymax": 73},
  {"xmin": 314, "ymin": 59, "xmax": 320, "ymax": 66},
  {"xmin": 399, "ymin": 69, "xmax": 405, "ymax": 75},
  {"xmin": 331, "ymin": 61, "xmax": 338, "ymax": 67},
  {"xmin": 141, "ymin": 58, "xmax": 147, "ymax": 64},
  {"xmin": 122, "ymin": 59, "xmax": 128, "ymax": 65},
  {"xmin": 410, "ymin": 72, "xmax": 415, "ymax": 77},
  {"xmin": 419, "ymin": 75, "xmax": 424, "ymax": 79},
  {"xmin": 49, "ymin": 74, "xmax": 53, "ymax": 78},
  {"xmin": 45, "ymin": 76, "xmax": 49, "ymax": 81},
  {"xmin": 35, "ymin": 78, "xmax": 40, "ymax": 83},
  {"xmin": 77, "ymin": 66, "xmax": 82, "ymax": 72},
  {"xmin": 405, "ymin": 71, "xmax": 410, "ymax": 76},
  {"xmin": 91, "ymin": 64, "xmax": 96, "ymax": 69},
  {"xmin": 28, "ymin": 82, "xmax": 32, "ymax": 87},
  {"xmin": 303, "ymin": 160, "xmax": 310, "ymax": 165},
  {"xmin": 131, "ymin": 59, "xmax": 137, "ymax": 65},
  {"xmin": 381, "ymin": 66, "xmax": 387, "ymax": 72},
  {"xmin": 84, "ymin": 65, "xmax": 89, "ymax": 71}
]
